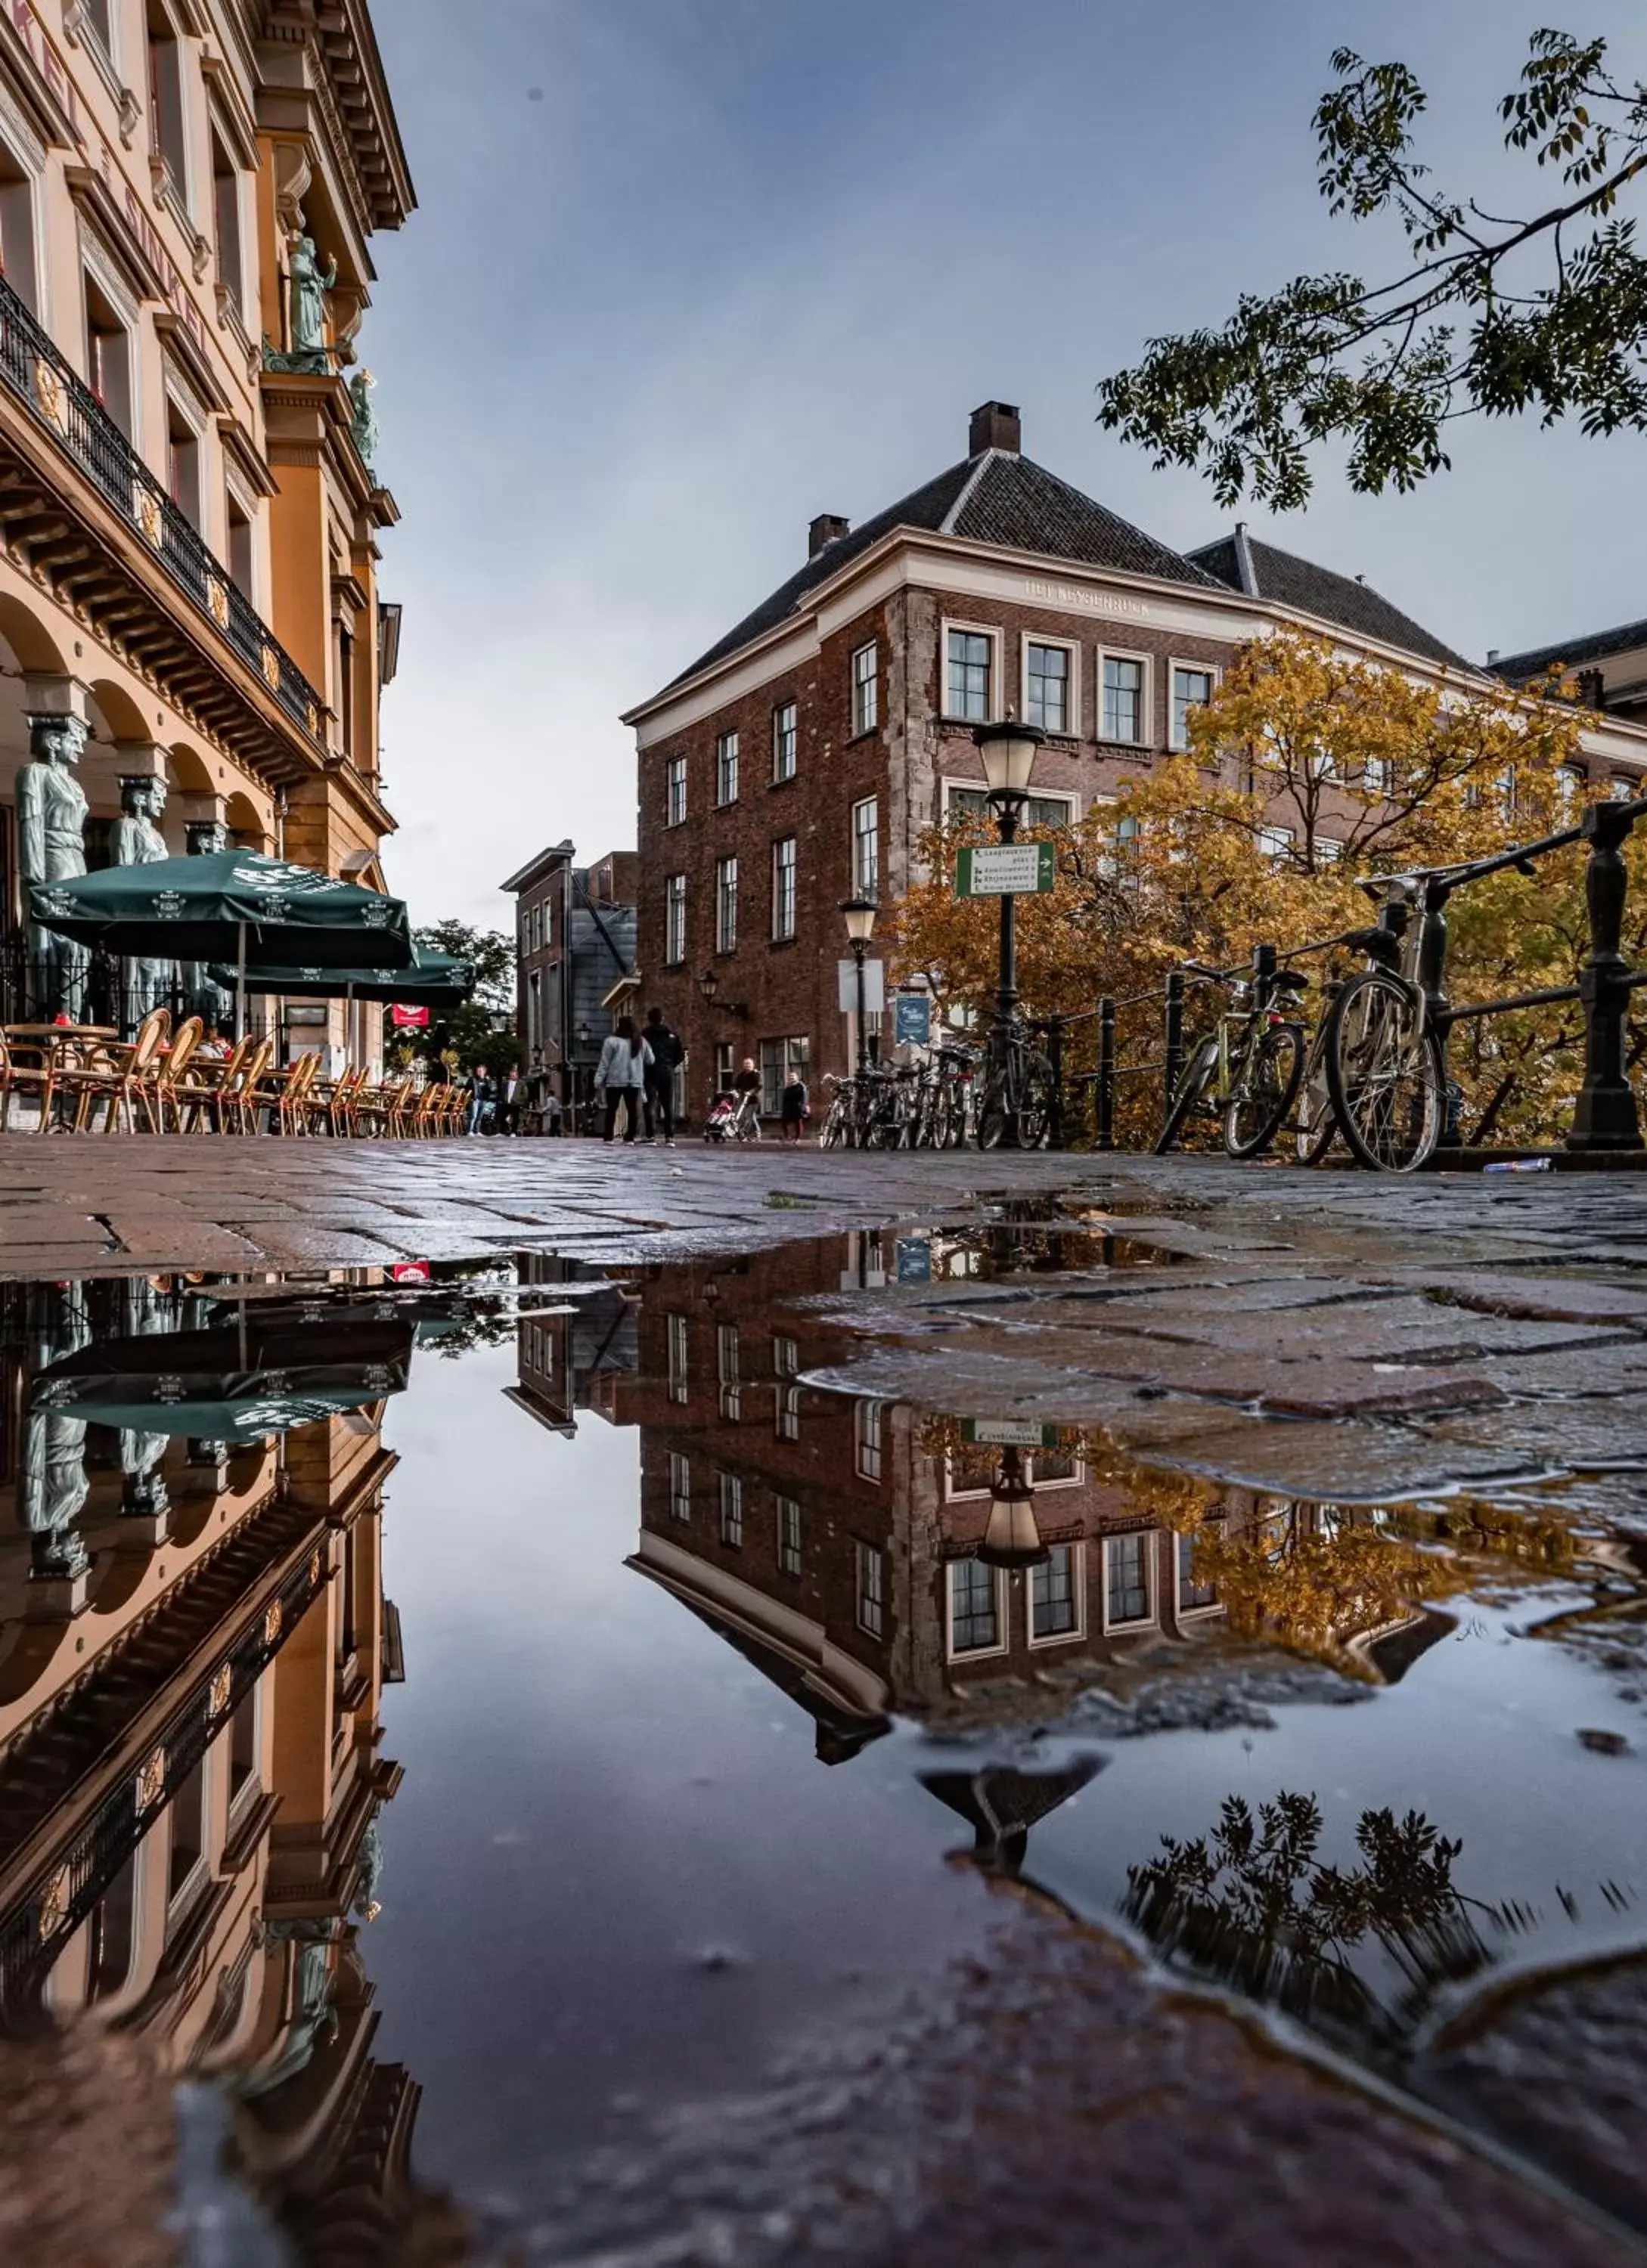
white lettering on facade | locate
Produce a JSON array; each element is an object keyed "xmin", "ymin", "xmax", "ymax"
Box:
[{"xmin": 1023, "ymin": 578, "xmax": 1150, "ymax": 621}]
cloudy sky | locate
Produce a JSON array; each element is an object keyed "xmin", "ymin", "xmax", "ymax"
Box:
[{"xmin": 363, "ymin": 0, "xmax": 1644, "ymax": 931}]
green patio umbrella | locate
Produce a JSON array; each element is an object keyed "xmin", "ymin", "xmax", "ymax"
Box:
[
  {"xmin": 204, "ymin": 944, "xmax": 472, "ymax": 1008},
  {"xmin": 29, "ymin": 850, "xmax": 413, "ymax": 1036}
]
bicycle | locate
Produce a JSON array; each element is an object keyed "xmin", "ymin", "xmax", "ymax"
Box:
[
  {"xmin": 974, "ymin": 1016, "xmax": 1055, "ymax": 1151},
  {"xmin": 1155, "ymin": 959, "xmax": 1308, "ymax": 1158}
]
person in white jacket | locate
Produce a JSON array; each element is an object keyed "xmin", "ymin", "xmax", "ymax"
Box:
[{"xmin": 595, "ymin": 1016, "xmax": 651, "ymax": 1143}]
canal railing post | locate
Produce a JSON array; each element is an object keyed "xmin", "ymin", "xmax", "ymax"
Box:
[
  {"xmin": 1163, "ymin": 969, "xmax": 1185, "ymax": 1113},
  {"xmin": 1568, "ymin": 798, "xmax": 1645, "ymax": 1153},
  {"xmin": 1096, "ymin": 996, "xmax": 1115, "ymax": 1150},
  {"xmin": 1044, "ymin": 1016, "xmax": 1066, "ymax": 1151}
]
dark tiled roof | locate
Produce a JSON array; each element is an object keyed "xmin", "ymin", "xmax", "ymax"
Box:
[
  {"xmin": 666, "ymin": 451, "xmax": 1221, "ymax": 689},
  {"xmin": 1490, "ymin": 618, "xmax": 1647, "ymax": 684},
  {"xmin": 1187, "ymin": 532, "xmax": 1470, "ymax": 670}
]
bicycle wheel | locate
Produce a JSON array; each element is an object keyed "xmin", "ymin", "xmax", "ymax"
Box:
[
  {"xmin": 1295, "ymin": 1030, "xmax": 1337, "ymax": 1164},
  {"xmin": 819, "ymin": 1096, "xmax": 848, "ymax": 1149},
  {"xmin": 1224, "ymin": 1022, "xmax": 1304, "ymax": 1159},
  {"xmin": 1154, "ymin": 1036, "xmax": 1217, "ymax": 1154},
  {"xmin": 1324, "ymin": 971, "xmax": 1444, "ymax": 1173},
  {"xmin": 1018, "ymin": 1052, "xmax": 1055, "ymax": 1150},
  {"xmin": 974, "ymin": 1067, "xmax": 1012, "ymax": 1150},
  {"xmin": 926, "ymin": 1079, "xmax": 953, "ymax": 1151}
]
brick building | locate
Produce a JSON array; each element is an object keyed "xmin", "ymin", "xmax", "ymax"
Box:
[
  {"xmin": 624, "ymin": 401, "xmax": 1647, "ymax": 1114},
  {"xmin": 501, "ymin": 842, "xmax": 637, "ymax": 1125}
]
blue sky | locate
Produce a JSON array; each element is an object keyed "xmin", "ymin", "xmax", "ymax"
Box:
[{"xmin": 364, "ymin": 0, "xmax": 1645, "ymax": 928}]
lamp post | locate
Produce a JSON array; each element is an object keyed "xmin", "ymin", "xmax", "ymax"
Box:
[
  {"xmin": 840, "ymin": 896, "xmax": 876, "ymax": 1073},
  {"xmin": 976, "ymin": 1445, "xmax": 1048, "ymax": 1569},
  {"xmin": 973, "ymin": 718, "xmax": 1045, "ymax": 1148}
]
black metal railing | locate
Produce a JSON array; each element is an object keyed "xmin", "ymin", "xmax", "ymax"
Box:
[{"xmin": 0, "ymin": 273, "xmax": 324, "ymax": 741}]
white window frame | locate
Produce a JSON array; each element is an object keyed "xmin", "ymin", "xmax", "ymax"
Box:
[
  {"xmin": 1174, "ymin": 1527, "xmax": 1224, "ymax": 1622},
  {"xmin": 1101, "ymin": 1530, "xmax": 1159, "ymax": 1634},
  {"xmin": 777, "ymin": 1495, "xmax": 803, "ymax": 1576},
  {"xmin": 855, "ymin": 1540, "xmax": 886, "ymax": 1637},
  {"xmin": 771, "ymin": 835, "xmax": 797, "ymax": 940},
  {"xmin": 1020, "ymin": 633, "xmax": 1079, "ymax": 738},
  {"xmin": 0, "ymin": 89, "xmax": 46, "ymax": 325},
  {"xmin": 940, "ymin": 778, "xmax": 1079, "ymax": 829},
  {"xmin": 666, "ymin": 1312, "xmax": 689, "ymax": 1405},
  {"xmin": 668, "ymin": 1450, "xmax": 692, "ymax": 1523},
  {"xmin": 851, "ymin": 796, "xmax": 879, "ymax": 898},
  {"xmin": 664, "ymin": 872, "xmax": 687, "ymax": 965},
  {"xmin": 715, "ymin": 854, "xmax": 737, "ymax": 953},
  {"xmin": 851, "ymin": 640, "xmax": 879, "ymax": 736},
  {"xmin": 1028, "ymin": 1541, "xmax": 1087, "ymax": 1647},
  {"xmin": 717, "ymin": 1469, "xmax": 743, "ymax": 1548},
  {"xmin": 854, "ymin": 1397, "xmax": 884, "ymax": 1483},
  {"xmin": 772, "ymin": 700, "xmax": 797, "ymax": 782},
  {"xmin": 1168, "ymin": 658, "xmax": 1219, "ymax": 751},
  {"xmin": 1097, "ymin": 646, "xmax": 1152, "ymax": 748},
  {"xmin": 715, "ymin": 730, "xmax": 739, "ymax": 807},
  {"xmin": 1258, "ymin": 825, "xmax": 1297, "ymax": 861},
  {"xmin": 665, "ymin": 753, "xmax": 687, "ymax": 827},
  {"xmin": 945, "ymin": 1557, "xmax": 1007, "ymax": 1662},
  {"xmin": 941, "ymin": 618, "xmax": 1002, "ymax": 724}
]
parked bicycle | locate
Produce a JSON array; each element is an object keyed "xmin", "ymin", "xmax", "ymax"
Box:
[
  {"xmin": 1155, "ymin": 959, "xmax": 1308, "ymax": 1157},
  {"xmin": 975, "ymin": 1016, "xmax": 1056, "ymax": 1150}
]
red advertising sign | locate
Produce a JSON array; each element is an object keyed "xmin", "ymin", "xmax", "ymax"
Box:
[
  {"xmin": 389, "ymin": 1004, "xmax": 430, "ymax": 1028},
  {"xmin": 389, "ymin": 1262, "xmax": 431, "ymax": 1286}
]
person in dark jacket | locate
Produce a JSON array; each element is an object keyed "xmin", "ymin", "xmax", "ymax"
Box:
[
  {"xmin": 467, "ymin": 1063, "xmax": 494, "ymax": 1136},
  {"xmin": 641, "ymin": 1005, "xmax": 683, "ymax": 1145}
]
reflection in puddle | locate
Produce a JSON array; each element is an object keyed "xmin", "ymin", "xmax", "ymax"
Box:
[{"xmin": 0, "ymin": 1238, "xmax": 1643, "ymax": 2255}]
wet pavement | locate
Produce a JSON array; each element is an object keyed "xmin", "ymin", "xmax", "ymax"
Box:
[{"xmin": 1, "ymin": 1160, "xmax": 1647, "ymax": 2260}]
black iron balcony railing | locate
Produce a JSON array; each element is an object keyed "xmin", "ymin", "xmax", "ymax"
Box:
[{"xmin": 0, "ymin": 271, "xmax": 324, "ymax": 742}]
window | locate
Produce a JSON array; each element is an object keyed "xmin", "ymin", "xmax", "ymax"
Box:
[
  {"xmin": 211, "ymin": 129, "xmax": 243, "ymax": 314},
  {"xmin": 949, "ymin": 1560, "xmax": 1000, "ymax": 1655},
  {"xmin": 1025, "ymin": 641, "xmax": 1072, "ymax": 734},
  {"xmin": 717, "ymin": 1322, "xmax": 740, "ymax": 1420},
  {"xmin": 1177, "ymin": 1532, "xmax": 1217, "ymax": 1612},
  {"xmin": 228, "ymin": 1687, "xmax": 259, "ymax": 1806},
  {"xmin": 0, "ymin": 139, "xmax": 39, "ymax": 315},
  {"xmin": 773, "ymin": 701, "xmax": 797, "ymax": 782},
  {"xmin": 337, "ymin": 625, "xmax": 355, "ymax": 758},
  {"xmin": 226, "ymin": 493, "xmax": 253, "ymax": 597},
  {"xmin": 851, "ymin": 798, "xmax": 879, "ymax": 897},
  {"xmin": 1171, "ymin": 664, "xmax": 1214, "ymax": 750},
  {"xmin": 167, "ymin": 1755, "xmax": 208, "ymax": 1906},
  {"xmin": 856, "ymin": 1541, "xmax": 886, "ymax": 1637},
  {"xmin": 85, "ymin": 275, "xmax": 132, "ymax": 440},
  {"xmin": 666, "ymin": 1312, "xmax": 689, "ymax": 1405},
  {"xmin": 1363, "ymin": 756, "xmax": 1393, "ymax": 795},
  {"xmin": 1314, "ymin": 836, "xmax": 1342, "ymax": 863},
  {"xmin": 668, "ymin": 1452, "xmax": 692, "ymax": 1523},
  {"xmin": 1308, "ymin": 747, "xmax": 1339, "ymax": 782},
  {"xmin": 854, "ymin": 1397, "xmax": 883, "ymax": 1483},
  {"xmin": 166, "ymin": 400, "xmax": 200, "ymax": 531},
  {"xmin": 715, "ymin": 730, "xmax": 739, "ymax": 805},
  {"xmin": 774, "ymin": 1334, "xmax": 801, "ymax": 1441},
  {"xmin": 87, "ymin": 1854, "xmax": 137, "ymax": 2002},
  {"xmin": 1258, "ymin": 826, "xmax": 1296, "ymax": 861},
  {"xmin": 946, "ymin": 627, "xmax": 993, "ymax": 720},
  {"xmin": 1106, "ymin": 1532, "xmax": 1153, "ymax": 1626},
  {"xmin": 851, "ymin": 641, "xmax": 879, "ymax": 735},
  {"xmin": 665, "ymin": 754, "xmax": 687, "ymax": 827},
  {"xmin": 1031, "ymin": 1545, "xmax": 1079, "ymax": 1639},
  {"xmin": 665, "ymin": 872, "xmax": 687, "ymax": 965},
  {"xmin": 772, "ymin": 836, "xmax": 797, "ymax": 940},
  {"xmin": 82, "ymin": 0, "xmax": 113, "ymax": 48},
  {"xmin": 1612, "ymin": 774, "xmax": 1639, "ymax": 800},
  {"xmin": 714, "ymin": 1040, "xmax": 734, "ymax": 1094},
  {"xmin": 715, "ymin": 856, "xmax": 737, "ymax": 953},
  {"xmin": 147, "ymin": 2, "xmax": 188, "ymax": 199},
  {"xmin": 1101, "ymin": 654, "xmax": 1146, "ymax": 743},
  {"xmin": 777, "ymin": 1496, "xmax": 802, "ymax": 1576},
  {"xmin": 718, "ymin": 1470, "xmax": 743, "ymax": 1548},
  {"xmin": 945, "ymin": 785, "xmax": 1075, "ymax": 832}
]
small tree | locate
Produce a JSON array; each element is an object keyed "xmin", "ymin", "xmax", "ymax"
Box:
[{"xmin": 409, "ymin": 919, "xmax": 515, "ymax": 1075}]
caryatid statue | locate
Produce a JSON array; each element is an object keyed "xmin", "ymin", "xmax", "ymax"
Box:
[
  {"xmin": 16, "ymin": 711, "xmax": 90, "ymax": 1021},
  {"xmin": 181, "ymin": 817, "xmax": 231, "ymax": 1030},
  {"xmin": 288, "ymin": 233, "xmax": 337, "ymax": 370},
  {"xmin": 112, "ymin": 776, "xmax": 174, "ymax": 1030}
]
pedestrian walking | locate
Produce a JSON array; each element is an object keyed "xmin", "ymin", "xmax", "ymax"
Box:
[
  {"xmin": 641, "ymin": 1005, "xmax": 683, "ymax": 1145},
  {"xmin": 467, "ymin": 1062, "xmax": 494, "ymax": 1136},
  {"xmin": 595, "ymin": 1017, "xmax": 651, "ymax": 1142},
  {"xmin": 496, "ymin": 1064, "xmax": 522, "ymax": 1135},
  {"xmin": 780, "ymin": 1069, "xmax": 810, "ymax": 1142}
]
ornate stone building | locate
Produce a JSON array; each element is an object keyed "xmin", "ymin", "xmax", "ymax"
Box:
[{"xmin": 0, "ymin": 0, "xmax": 411, "ymax": 1052}]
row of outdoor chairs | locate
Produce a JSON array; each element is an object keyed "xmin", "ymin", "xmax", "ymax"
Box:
[{"xmin": 0, "ymin": 1012, "xmax": 470, "ymax": 1136}]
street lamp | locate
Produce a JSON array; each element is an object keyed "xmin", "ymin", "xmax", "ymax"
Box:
[
  {"xmin": 696, "ymin": 968, "xmax": 718, "ymax": 1007},
  {"xmin": 976, "ymin": 1445, "xmax": 1048, "ymax": 1569},
  {"xmin": 840, "ymin": 897, "xmax": 876, "ymax": 1072},
  {"xmin": 974, "ymin": 718, "xmax": 1046, "ymax": 1147}
]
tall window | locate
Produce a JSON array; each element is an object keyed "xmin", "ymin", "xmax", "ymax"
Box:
[
  {"xmin": 228, "ymin": 1687, "xmax": 259, "ymax": 1807},
  {"xmin": 668, "ymin": 1452, "xmax": 692, "ymax": 1524},
  {"xmin": 773, "ymin": 701, "xmax": 797, "ymax": 782},
  {"xmin": 85, "ymin": 276, "xmax": 132, "ymax": 439},
  {"xmin": 714, "ymin": 1040, "xmax": 734, "ymax": 1094},
  {"xmin": 166, "ymin": 401, "xmax": 200, "ymax": 531},
  {"xmin": 777, "ymin": 1497, "xmax": 802, "ymax": 1577},
  {"xmin": 337, "ymin": 625, "xmax": 355, "ymax": 758},
  {"xmin": 717, "ymin": 1322, "xmax": 740, "ymax": 1420},
  {"xmin": 854, "ymin": 1397, "xmax": 883, "ymax": 1483},
  {"xmin": 1177, "ymin": 1532, "xmax": 1217, "ymax": 1611},
  {"xmin": 665, "ymin": 872, "xmax": 687, "ymax": 965},
  {"xmin": 147, "ymin": 2, "xmax": 188, "ymax": 198},
  {"xmin": 1363, "ymin": 755, "xmax": 1393, "ymax": 795},
  {"xmin": 666, "ymin": 1312, "xmax": 689, "ymax": 1405},
  {"xmin": 774, "ymin": 1334, "xmax": 801, "ymax": 1442},
  {"xmin": 715, "ymin": 730, "xmax": 739, "ymax": 805},
  {"xmin": 856, "ymin": 1542, "xmax": 886, "ymax": 1637},
  {"xmin": 82, "ymin": 0, "xmax": 113, "ymax": 47},
  {"xmin": 166, "ymin": 1757, "xmax": 208, "ymax": 1906},
  {"xmin": 851, "ymin": 641, "xmax": 879, "ymax": 735},
  {"xmin": 950, "ymin": 1560, "xmax": 1000, "ymax": 1655},
  {"xmin": 1031, "ymin": 1546, "xmax": 1078, "ymax": 1639},
  {"xmin": 1171, "ymin": 664, "xmax": 1214, "ymax": 750},
  {"xmin": 715, "ymin": 856, "xmax": 737, "ymax": 953},
  {"xmin": 718, "ymin": 1470, "xmax": 743, "ymax": 1548},
  {"xmin": 1026, "ymin": 642, "xmax": 1071, "ymax": 733},
  {"xmin": 760, "ymin": 1037, "xmax": 808, "ymax": 1120},
  {"xmin": 665, "ymin": 754, "xmax": 687, "ymax": 826},
  {"xmin": 1106, "ymin": 1532, "xmax": 1152, "ymax": 1625},
  {"xmin": 851, "ymin": 798, "xmax": 879, "ymax": 897},
  {"xmin": 0, "ymin": 141, "xmax": 39, "ymax": 315},
  {"xmin": 947, "ymin": 628, "xmax": 992, "ymax": 720},
  {"xmin": 771, "ymin": 836, "xmax": 796, "ymax": 940},
  {"xmin": 211, "ymin": 129, "xmax": 243, "ymax": 314},
  {"xmin": 226, "ymin": 494, "xmax": 253, "ymax": 596},
  {"xmin": 1102, "ymin": 655, "xmax": 1145, "ymax": 743}
]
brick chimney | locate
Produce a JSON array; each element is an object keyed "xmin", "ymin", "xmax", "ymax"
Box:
[
  {"xmin": 809, "ymin": 513, "xmax": 850, "ymax": 557},
  {"xmin": 969, "ymin": 400, "xmax": 1021, "ymax": 456}
]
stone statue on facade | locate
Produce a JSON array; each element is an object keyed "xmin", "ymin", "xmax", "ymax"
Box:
[
  {"xmin": 181, "ymin": 817, "xmax": 231, "ymax": 1031},
  {"xmin": 348, "ymin": 367, "xmax": 379, "ymax": 476},
  {"xmin": 287, "ymin": 233, "xmax": 336, "ymax": 370},
  {"xmin": 16, "ymin": 711, "xmax": 90, "ymax": 1022},
  {"xmin": 22, "ymin": 1284, "xmax": 92, "ymax": 1585},
  {"xmin": 112, "ymin": 776, "xmax": 174, "ymax": 1030}
]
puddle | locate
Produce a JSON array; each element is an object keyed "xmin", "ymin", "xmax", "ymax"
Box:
[{"xmin": 0, "ymin": 1239, "xmax": 1645, "ymax": 2257}]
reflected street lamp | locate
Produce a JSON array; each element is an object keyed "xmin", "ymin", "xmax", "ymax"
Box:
[
  {"xmin": 974, "ymin": 718, "xmax": 1045, "ymax": 1149},
  {"xmin": 840, "ymin": 897, "xmax": 876, "ymax": 1074},
  {"xmin": 976, "ymin": 1444, "xmax": 1048, "ymax": 1569}
]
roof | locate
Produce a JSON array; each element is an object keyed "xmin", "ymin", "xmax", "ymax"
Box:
[
  {"xmin": 1187, "ymin": 531, "xmax": 1470, "ymax": 670},
  {"xmin": 1489, "ymin": 617, "xmax": 1647, "ymax": 685},
  {"xmin": 667, "ymin": 449, "xmax": 1224, "ymax": 689},
  {"xmin": 500, "ymin": 840, "xmax": 575, "ymax": 895}
]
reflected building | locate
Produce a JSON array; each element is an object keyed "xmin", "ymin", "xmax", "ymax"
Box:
[{"xmin": 0, "ymin": 1277, "xmax": 435, "ymax": 2264}]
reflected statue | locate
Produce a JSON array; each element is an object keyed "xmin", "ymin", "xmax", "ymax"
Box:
[
  {"xmin": 16, "ymin": 712, "xmax": 90, "ymax": 1021},
  {"xmin": 112, "ymin": 777, "xmax": 174, "ymax": 1030},
  {"xmin": 181, "ymin": 819, "xmax": 231, "ymax": 1030},
  {"xmin": 239, "ymin": 1919, "xmax": 340, "ymax": 2098},
  {"xmin": 21, "ymin": 1284, "xmax": 93, "ymax": 1583},
  {"xmin": 348, "ymin": 367, "xmax": 379, "ymax": 476}
]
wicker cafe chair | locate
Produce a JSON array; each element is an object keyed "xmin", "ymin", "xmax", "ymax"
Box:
[
  {"xmin": 323, "ymin": 1061, "xmax": 368, "ymax": 1138},
  {"xmin": 150, "ymin": 1017, "xmax": 205, "ymax": 1131},
  {"xmin": 0, "ymin": 1030, "xmax": 56, "ymax": 1130},
  {"xmin": 251, "ymin": 1049, "xmax": 323, "ymax": 1137},
  {"xmin": 175, "ymin": 1033, "xmax": 251, "ymax": 1132},
  {"xmin": 67, "ymin": 1007, "xmax": 172, "ymax": 1132},
  {"xmin": 219, "ymin": 1036, "xmax": 273, "ymax": 1134},
  {"xmin": 412, "ymin": 1080, "xmax": 448, "ymax": 1138}
]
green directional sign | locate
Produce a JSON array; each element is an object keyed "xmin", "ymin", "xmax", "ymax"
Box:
[
  {"xmin": 960, "ymin": 1417, "xmax": 1062, "ymax": 1448},
  {"xmin": 954, "ymin": 841, "xmax": 1056, "ymax": 899}
]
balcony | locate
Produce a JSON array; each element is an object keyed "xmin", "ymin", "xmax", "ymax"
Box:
[{"xmin": 0, "ymin": 270, "xmax": 324, "ymax": 748}]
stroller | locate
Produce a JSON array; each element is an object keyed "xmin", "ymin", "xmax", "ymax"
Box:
[{"xmin": 702, "ymin": 1088, "xmax": 761, "ymax": 1142}]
